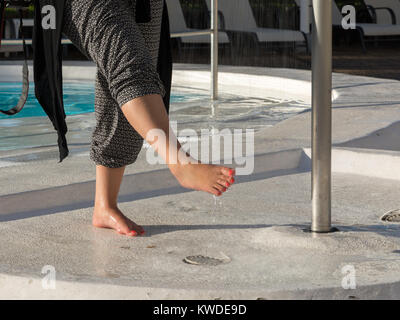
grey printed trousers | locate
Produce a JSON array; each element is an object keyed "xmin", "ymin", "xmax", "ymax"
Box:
[{"xmin": 62, "ymin": 0, "xmax": 166, "ymax": 168}]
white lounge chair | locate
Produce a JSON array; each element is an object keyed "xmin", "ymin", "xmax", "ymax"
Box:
[
  {"xmin": 205, "ymin": 0, "xmax": 307, "ymax": 51},
  {"xmin": 363, "ymin": 0, "xmax": 400, "ymax": 25},
  {"xmin": 0, "ymin": 20, "xmax": 22, "ymax": 56},
  {"xmin": 166, "ymin": 0, "xmax": 230, "ymax": 45},
  {"xmin": 332, "ymin": 1, "xmax": 400, "ymax": 51},
  {"xmin": 294, "ymin": 0, "xmax": 400, "ymax": 51},
  {"xmin": 0, "ymin": 19, "xmax": 32, "ymax": 57}
]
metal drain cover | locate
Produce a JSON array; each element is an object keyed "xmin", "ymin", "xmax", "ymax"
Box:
[
  {"xmin": 381, "ymin": 209, "xmax": 400, "ymax": 223},
  {"xmin": 183, "ymin": 255, "xmax": 228, "ymax": 266}
]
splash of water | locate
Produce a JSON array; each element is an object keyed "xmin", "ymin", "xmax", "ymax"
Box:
[{"xmin": 211, "ymin": 194, "xmax": 224, "ymax": 215}]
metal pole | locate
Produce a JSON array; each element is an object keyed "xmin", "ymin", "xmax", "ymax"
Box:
[
  {"xmin": 311, "ymin": 0, "xmax": 332, "ymax": 233},
  {"xmin": 211, "ymin": 0, "xmax": 218, "ymax": 100}
]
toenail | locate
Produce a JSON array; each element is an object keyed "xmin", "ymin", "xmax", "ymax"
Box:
[
  {"xmin": 230, "ymin": 178, "xmax": 235, "ymax": 183},
  {"xmin": 229, "ymin": 169, "xmax": 234, "ymax": 176},
  {"xmin": 129, "ymin": 230, "xmax": 137, "ymax": 236},
  {"xmin": 225, "ymin": 182, "xmax": 230, "ymax": 187}
]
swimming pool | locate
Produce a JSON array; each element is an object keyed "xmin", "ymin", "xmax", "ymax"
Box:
[
  {"xmin": 0, "ymin": 81, "xmax": 199, "ymax": 119},
  {"xmin": 0, "ymin": 80, "xmax": 309, "ymax": 152}
]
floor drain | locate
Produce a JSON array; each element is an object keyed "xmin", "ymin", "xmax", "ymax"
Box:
[
  {"xmin": 183, "ymin": 255, "xmax": 228, "ymax": 266},
  {"xmin": 381, "ymin": 209, "xmax": 400, "ymax": 223}
]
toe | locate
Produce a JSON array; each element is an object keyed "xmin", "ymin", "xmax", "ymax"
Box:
[
  {"xmin": 218, "ymin": 179, "xmax": 230, "ymax": 188},
  {"xmin": 221, "ymin": 174, "xmax": 235, "ymax": 185},
  {"xmin": 126, "ymin": 230, "xmax": 138, "ymax": 237},
  {"xmin": 125, "ymin": 219, "xmax": 145, "ymax": 235},
  {"xmin": 132, "ymin": 223, "xmax": 145, "ymax": 235},
  {"xmin": 209, "ymin": 187, "xmax": 222, "ymax": 196},
  {"xmin": 214, "ymin": 183, "xmax": 226, "ymax": 192},
  {"xmin": 221, "ymin": 167, "xmax": 235, "ymax": 177}
]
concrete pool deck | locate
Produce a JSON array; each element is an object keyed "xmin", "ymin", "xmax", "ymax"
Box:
[{"xmin": 1, "ymin": 63, "xmax": 400, "ymax": 299}]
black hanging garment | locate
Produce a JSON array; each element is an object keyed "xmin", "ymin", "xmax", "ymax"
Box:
[
  {"xmin": 33, "ymin": 0, "xmax": 68, "ymax": 162},
  {"xmin": 157, "ymin": 0, "xmax": 172, "ymax": 114}
]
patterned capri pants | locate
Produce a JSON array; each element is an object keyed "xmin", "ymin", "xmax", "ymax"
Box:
[{"xmin": 62, "ymin": 0, "xmax": 166, "ymax": 168}]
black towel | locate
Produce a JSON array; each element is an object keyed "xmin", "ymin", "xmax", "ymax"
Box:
[{"xmin": 33, "ymin": 0, "xmax": 68, "ymax": 162}]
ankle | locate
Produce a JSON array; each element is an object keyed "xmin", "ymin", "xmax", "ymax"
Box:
[
  {"xmin": 94, "ymin": 201, "xmax": 118, "ymax": 211},
  {"xmin": 168, "ymin": 159, "xmax": 193, "ymax": 176}
]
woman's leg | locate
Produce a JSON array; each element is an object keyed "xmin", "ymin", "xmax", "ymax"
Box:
[
  {"xmin": 92, "ymin": 165, "xmax": 144, "ymax": 236},
  {"xmin": 121, "ymin": 94, "xmax": 235, "ymax": 196},
  {"xmin": 90, "ymin": 92, "xmax": 235, "ymax": 237},
  {"xmin": 62, "ymin": 0, "xmax": 235, "ymax": 237},
  {"xmin": 90, "ymin": 71, "xmax": 146, "ymax": 236}
]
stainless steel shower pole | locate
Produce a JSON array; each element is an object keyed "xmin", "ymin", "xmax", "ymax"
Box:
[
  {"xmin": 211, "ymin": 0, "xmax": 218, "ymax": 100},
  {"xmin": 311, "ymin": 0, "xmax": 333, "ymax": 232}
]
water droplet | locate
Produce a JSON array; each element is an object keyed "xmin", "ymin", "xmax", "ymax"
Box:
[{"xmin": 211, "ymin": 195, "xmax": 224, "ymax": 214}]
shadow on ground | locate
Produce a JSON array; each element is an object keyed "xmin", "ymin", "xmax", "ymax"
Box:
[
  {"xmin": 336, "ymin": 121, "xmax": 400, "ymax": 151},
  {"xmin": 0, "ymin": 151, "xmax": 308, "ymax": 222}
]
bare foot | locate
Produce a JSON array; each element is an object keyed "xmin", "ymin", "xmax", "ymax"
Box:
[
  {"xmin": 92, "ymin": 205, "xmax": 145, "ymax": 237},
  {"xmin": 169, "ymin": 160, "xmax": 235, "ymax": 196}
]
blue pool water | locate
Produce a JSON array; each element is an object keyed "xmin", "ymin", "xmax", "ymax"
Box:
[
  {"xmin": 0, "ymin": 80, "xmax": 310, "ymax": 152},
  {"xmin": 0, "ymin": 81, "xmax": 195, "ymax": 120}
]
